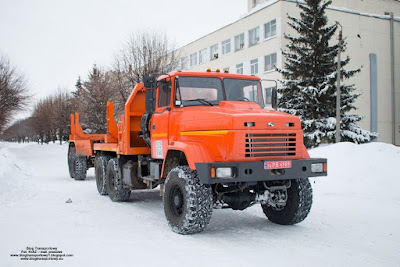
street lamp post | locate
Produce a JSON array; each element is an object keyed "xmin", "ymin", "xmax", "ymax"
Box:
[{"xmin": 336, "ymin": 22, "xmax": 343, "ymax": 143}]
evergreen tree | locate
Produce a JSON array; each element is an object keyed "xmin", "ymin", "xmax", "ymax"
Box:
[
  {"xmin": 278, "ymin": 0, "xmax": 376, "ymax": 148},
  {"xmin": 72, "ymin": 65, "xmax": 115, "ymax": 133}
]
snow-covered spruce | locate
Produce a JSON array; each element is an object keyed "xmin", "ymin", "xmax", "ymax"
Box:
[
  {"xmin": 95, "ymin": 154, "xmax": 111, "ymax": 195},
  {"xmin": 262, "ymin": 178, "xmax": 312, "ymax": 225},
  {"xmin": 106, "ymin": 158, "xmax": 130, "ymax": 202},
  {"xmin": 163, "ymin": 166, "xmax": 213, "ymax": 234},
  {"xmin": 277, "ymin": 0, "xmax": 376, "ymax": 148}
]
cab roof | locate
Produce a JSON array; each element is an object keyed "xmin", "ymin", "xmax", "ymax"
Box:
[{"xmin": 157, "ymin": 71, "xmax": 261, "ymax": 81}]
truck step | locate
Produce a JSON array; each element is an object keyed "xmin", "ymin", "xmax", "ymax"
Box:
[{"xmin": 141, "ymin": 176, "xmax": 160, "ymax": 182}]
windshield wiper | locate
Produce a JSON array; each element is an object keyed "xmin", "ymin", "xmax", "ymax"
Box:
[{"xmin": 184, "ymin": 98, "xmax": 214, "ymax": 106}]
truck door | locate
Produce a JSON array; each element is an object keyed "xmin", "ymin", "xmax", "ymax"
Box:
[{"xmin": 150, "ymin": 80, "xmax": 171, "ymax": 159}]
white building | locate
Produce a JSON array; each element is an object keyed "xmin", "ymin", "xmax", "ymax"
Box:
[{"xmin": 177, "ymin": 0, "xmax": 400, "ymax": 145}]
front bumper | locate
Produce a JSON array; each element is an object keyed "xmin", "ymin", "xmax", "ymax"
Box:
[{"xmin": 195, "ymin": 158, "xmax": 327, "ymax": 184}]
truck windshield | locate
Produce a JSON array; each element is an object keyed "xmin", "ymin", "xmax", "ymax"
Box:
[
  {"xmin": 175, "ymin": 77, "xmax": 223, "ymax": 106},
  {"xmin": 175, "ymin": 76, "xmax": 264, "ymax": 108},
  {"xmin": 224, "ymin": 78, "xmax": 265, "ymax": 108}
]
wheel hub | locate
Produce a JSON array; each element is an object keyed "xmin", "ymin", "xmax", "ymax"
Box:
[
  {"xmin": 174, "ymin": 195, "xmax": 181, "ymax": 206},
  {"xmin": 170, "ymin": 185, "xmax": 184, "ymax": 216}
]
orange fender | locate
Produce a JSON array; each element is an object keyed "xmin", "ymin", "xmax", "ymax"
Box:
[
  {"xmin": 74, "ymin": 140, "xmax": 93, "ymax": 156},
  {"xmin": 166, "ymin": 141, "xmax": 214, "ymax": 170}
]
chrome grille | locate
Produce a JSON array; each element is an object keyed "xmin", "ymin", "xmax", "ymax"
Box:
[{"xmin": 245, "ymin": 133, "xmax": 296, "ymax": 158}]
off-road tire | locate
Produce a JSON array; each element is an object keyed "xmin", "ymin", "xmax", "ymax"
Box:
[
  {"xmin": 106, "ymin": 158, "xmax": 130, "ymax": 202},
  {"xmin": 68, "ymin": 143, "xmax": 76, "ymax": 179},
  {"xmin": 74, "ymin": 155, "xmax": 87, "ymax": 181},
  {"xmin": 95, "ymin": 155, "xmax": 111, "ymax": 195},
  {"xmin": 68, "ymin": 142, "xmax": 87, "ymax": 180},
  {"xmin": 262, "ymin": 178, "xmax": 312, "ymax": 225},
  {"xmin": 163, "ymin": 166, "xmax": 213, "ymax": 234}
]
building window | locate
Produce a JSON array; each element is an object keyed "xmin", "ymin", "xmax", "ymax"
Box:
[
  {"xmin": 251, "ymin": 59, "xmax": 258, "ymax": 75},
  {"xmin": 265, "ymin": 53, "xmax": 277, "ymax": 71},
  {"xmin": 190, "ymin": 52, "xmax": 197, "ymax": 67},
  {"xmin": 236, "ymin": 63, "xmax": 243, "ymax": 74},
  {"xmin": 264, "ymin": 19, "xmax": 277, "ymax": 39},
  {"xmin": 199, "ymin": 48, "xmax": 207, "ymax": 64},
  {"xmin": 252, "ymin": 0, "xmax": 258, "ymax": 8},
  {"xmin": 210, "ymin": 44, "xmax": 218, "ymax": 60},
  {"xmin": 249, "ymin": 27, "xmax": 260, "ymax": 47},
  {"xmin": 222, "ymin": 39, "xmax": 231, "ymax": 55},
  {"xmin": 180, "ymin": 57, "xmax": 188, "ymax": 70},
  {"xmin": 234, "ymin": 33, "xmax": 245, "ymax": 51}
]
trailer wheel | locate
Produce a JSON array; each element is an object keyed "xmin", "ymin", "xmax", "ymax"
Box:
[
  {"xmin": 68, "ymin": 143, "xmax": 76, "ymax": 178},
  {"xmin": 68, "ymin": 142, "xmax": 87, "ymax": 180},
  {"xmin": 74, "ymin": 156, "xmax": 87, "ymax": 181},
  {"xmin": 95, "ymin": 155, "xmax": 111, "ymax": 195},
  {"xmin": 262, "ymin": 178, "xmax": 312, "ymax": 225},
  {"xmin": 106, "ymin": 158, "xmax": 130, "ymax": 202},
  {"xmin": 163, "ymin": 166, "xmax": 213, "ymax": 234}
]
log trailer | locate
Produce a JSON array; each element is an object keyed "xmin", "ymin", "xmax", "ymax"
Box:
[{"xmin": 68, "ymin": 70, "xmax": 327, "ymax": 234}]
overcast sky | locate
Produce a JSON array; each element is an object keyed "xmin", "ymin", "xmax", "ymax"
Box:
[{"xmin": 0, "ymin": 0, "xmax": 247, "ymax": 117}]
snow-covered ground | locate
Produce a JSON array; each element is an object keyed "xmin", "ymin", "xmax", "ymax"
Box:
[{"xmin": 0, "ymin": 141, "xmax": 399, "ymax": 266}]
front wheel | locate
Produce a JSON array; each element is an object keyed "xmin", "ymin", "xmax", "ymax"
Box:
[
  {"xmin": 262, "ymin": 178, "xmax": 313, "ymax": 225},
  {"xmin": 163, "ymin": 166, "xmax": 213, "ymax": 234}
]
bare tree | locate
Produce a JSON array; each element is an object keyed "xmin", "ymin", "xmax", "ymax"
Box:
[
  {"xmin": 111, "ymin": 29, "xmax": 180, "ymax": 111},
  {"xmin": 0, "ymin": 54, "xmax": 30, "ymax": 132},
  {"xmin": 0, "ymin": 118, "xmax": 31, "ymax": 142},
  {"xmin": 31, "ymin": 96, "xmax": 54, "ymax": 144},
  {"xmin": 52, "ymin": 88, "xmax": 72, "ymax": 144},
  {"xmin": 2, "ymin": 89, "xmax": 73, "ymax": 144}
]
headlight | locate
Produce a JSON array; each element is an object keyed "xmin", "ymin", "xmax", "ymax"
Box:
[
  {"xmin": 216, "ymin": 167, "xmax": 234, "ymax": 178},
  {"xmin": 311, "ymin": 163, "xmax": 324, "ymax": 173}
]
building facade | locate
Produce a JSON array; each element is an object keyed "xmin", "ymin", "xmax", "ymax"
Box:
[{"xmin": 177, "ymin": 0, "xmax": 400, "ymax": 145}]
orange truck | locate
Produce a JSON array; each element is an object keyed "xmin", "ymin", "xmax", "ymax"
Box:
[{"xmin": 68, "ymin": 70, "xmax": 327, "ymax": 234}]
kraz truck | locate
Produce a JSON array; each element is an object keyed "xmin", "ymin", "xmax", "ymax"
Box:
[{"xmin": 68, "ymin": 70, "xmax": 327, "ymax": 234}]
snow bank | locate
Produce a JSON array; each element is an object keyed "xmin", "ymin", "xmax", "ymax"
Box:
[
  {"xmin": 0, "ymin": 143, "xmax": 35, "ymax": 205},
  {"xmin": 0, "ymin": 141, "xmax": 399, "ymax": 266}
]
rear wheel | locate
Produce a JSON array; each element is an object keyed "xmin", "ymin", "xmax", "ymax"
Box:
[
  {"xmin": 74, "ymin": 156, "xmax": 87, "ymax": 180},
  {"xmin": 163, "ymin": 166, "xmax": 213, "ymax": 234},
  {"xmin": 262, "ymin": 178, "xmax": 312, "ymax": 225},
  {"xmin": 68, "ymin": 142, "xmax": 87, "ymax": 180},
  {"xmin": 106, "ymin": 158, "xmax": 130, "ymax": 202},
  {"xmin": 95, "ymin": 155, "xmax": 111, "ymax": 195},
  {"xmin": 67, "ymin": 143, "xmax": 76, "ymax": 179}
]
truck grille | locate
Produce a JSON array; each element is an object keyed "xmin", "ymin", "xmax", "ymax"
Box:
[{"xmin": 245, "ymin": 133, "xmax": 296, "ymax": 158}]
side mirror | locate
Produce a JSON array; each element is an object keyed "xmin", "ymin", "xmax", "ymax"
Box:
[
  {"xmin": 145, "ymin": 88, "xmax": 156, "ymax": 113},
  {"xmin": 144, "ymin": 76, "xmax": 157, "ymax": 88},
  {"xmin": 271, "ymin": 88, "xmax": 278, "ymax": 110},
  {"xmin": 261, "ymin": 79, "xmax": 278, "ymax": 110}
]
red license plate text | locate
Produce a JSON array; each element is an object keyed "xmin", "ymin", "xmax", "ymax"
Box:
[{"xmin": 264, "ymin": 160, "xmax": 292, "ymax": 169}]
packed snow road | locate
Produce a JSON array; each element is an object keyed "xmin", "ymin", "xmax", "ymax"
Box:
[{"xmin": 0, "ymin": 142, "xmax": 399, "ymax": 266}]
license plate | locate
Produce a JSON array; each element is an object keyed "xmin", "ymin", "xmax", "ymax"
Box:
[{"xmin": 264, "ymin": 160, "xmax": 292, "ymax": 169}]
